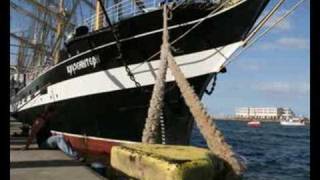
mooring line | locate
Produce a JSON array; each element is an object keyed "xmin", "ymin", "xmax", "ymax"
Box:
[
  {"xmin": 142, "ymin": 3, "xmax": 245, "ymax": 177},
  {"xmin": 142, "ymin": 5, "xmax": 170, "ymax": 144}
]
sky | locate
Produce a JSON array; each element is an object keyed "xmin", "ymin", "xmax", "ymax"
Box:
[
  {"xmin": 202, "ymin": 0, "xmax": 310, "ymax": 118},
  {"xmin": 10, "ymin": 0, "xmax": 310, "ymax": 117}
]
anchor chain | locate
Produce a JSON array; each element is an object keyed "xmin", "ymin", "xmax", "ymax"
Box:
[
  {"xmin": 97, "ymin": 0, "xmax": 142, "ymax": 89},
  {"xmin": 123, "ymin": 2, "xmax": 174, "ymax": 90},
  {"xmin": 113, "ymin": 26, "xmax": 142, "ymax": 89},
  {"xmin": 122, "ymin": 59, "xmax": 142, "ymax": 88},
  {"xmin": 204, "ymin": 73, "xmax": 217, "ymax": 95},
  {"xmin": 159, "ymin": 109, "xmax": 166, "ymax": 144}
]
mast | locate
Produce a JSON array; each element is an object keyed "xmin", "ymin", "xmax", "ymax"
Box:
[
  {"xmin": 11, "ymin": 0, "xmax": 90, "ymax": 79},
  {"xmin": 52, "ymin": 0, "xmax": 80, "ymax": 65},
  {"xmin": 53, "ymin": 0, "xmax": 65, "ymax": 64},
  {"xmin": 16, "ymin": 33, "xmax": 27, "ymax": 74},
  {"xmin": 57, "ymin": 0, "xmax": 65, "ymax": 42},
  {"xmin": 33, "ymin": 0, "xmax": 51, "ymax": 71},
  {"xmin": 10, "ymin": 33, "xmax": 51, "ymax": 56},
  {"xmin": 95, "ymin": 0, "xmax": 104, "ymax": 30},
  {"xmin": 24, "ymin": 0, "xmax": 65, "ymax": 22},
  {"xmin": 10, "ymin": 1, "xmax": 57, "ymax": 32}
]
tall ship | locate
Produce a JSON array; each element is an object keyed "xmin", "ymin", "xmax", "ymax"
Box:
[{"xmin": 11, "ymin": 0, "xmax": 273, "ymax": 156}]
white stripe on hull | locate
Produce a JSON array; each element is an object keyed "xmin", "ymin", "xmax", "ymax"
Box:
[{"xmin": 18, "ymin": 41, "xmax": 243, "ymax": 111}]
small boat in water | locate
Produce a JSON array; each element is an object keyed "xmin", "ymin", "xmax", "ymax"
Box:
[
  {"xmin": 247, "ymin": 119, "xmax": 261, "ymax": 128},
  {"xmin": 280, "ymin": 117, "xmax": 305, "ymax": 126}
]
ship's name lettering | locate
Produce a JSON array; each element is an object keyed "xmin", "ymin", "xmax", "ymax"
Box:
[{"xmin": 66, "ymin": 56, "xmax": 100, "ymax": 76}]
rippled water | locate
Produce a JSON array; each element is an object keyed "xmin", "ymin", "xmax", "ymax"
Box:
[{"xmin": 190, "ymin": 120, "xmax": 310, "ymax": 180}]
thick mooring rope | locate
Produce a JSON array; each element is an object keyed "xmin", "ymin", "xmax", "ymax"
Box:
[
  {"xmin": 142, "ymin": 5, "xmax": 170, "ymax": 144},
  {"xmin": 142, "ymin": 4, "xmax": 244, "ymax": 177},
  {"xmin": 167, "ymin": 51, "xmax": 244, "ymax": 178}
]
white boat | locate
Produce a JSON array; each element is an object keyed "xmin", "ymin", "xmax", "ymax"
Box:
[{"xmin": 280, "ymin": 117, "xmax": 305, "ymax": 126}]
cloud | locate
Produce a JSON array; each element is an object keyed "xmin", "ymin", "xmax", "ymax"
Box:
[
  {"xmin": 258, "ymin": 37, "xmax": 309, "ymax": 50},
  {"xmin": 235, "ymin": 60, "xmax": 261, "ymax": 71},
  {"xmin": 254, "ymin": 81, "xmax": 309, "ymax": 96},
  {"xmin": 277, "ymin": 37, "xmax": 309, "ymax": 49},
  {"xmin": 252, "ymin": 6, "xmax": 309, "ymax": 51}
]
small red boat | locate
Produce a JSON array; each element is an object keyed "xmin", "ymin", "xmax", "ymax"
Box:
[{"xmin": 247, "ymin": 119, "xmax": 261, "ymax": 128}]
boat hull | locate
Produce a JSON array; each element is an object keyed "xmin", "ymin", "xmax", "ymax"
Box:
[
  {"xmin": 247, "ymin": 121, "xmax": 261, "ymax": 128},
  {"xmin": 280, "ymin": 121, "xmax": 305, "ymax": 126},
  {"xmin": 12, "ymin": 0, "xmax": 270, "ymax": 150},
  {"xmin": 51, "ymin": 130, "xmax": 126, "ymax": 157},
  {"xmin": 20, "ymin": 73, "xmax": 212, "ymax": 145}
]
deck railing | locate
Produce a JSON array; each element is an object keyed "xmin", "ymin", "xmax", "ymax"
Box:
[{"xmin": 81, "ymin": 0, "xmax": 218, "ymax": 31}]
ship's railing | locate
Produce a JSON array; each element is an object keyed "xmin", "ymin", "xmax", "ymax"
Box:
[
  {"xmin": 81, "ymin": 0, "xmax": 181, "ymax": 30},
  {"xmin": 81, "ymin": 0, "xmax": 218, "ymax": 31}
]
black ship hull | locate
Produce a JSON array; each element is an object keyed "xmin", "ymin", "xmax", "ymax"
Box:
[{"xmin": 12, "ymin": 0, "xmax": 269, "ymax": 146}]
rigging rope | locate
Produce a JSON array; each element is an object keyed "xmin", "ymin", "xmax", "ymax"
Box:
[
  {"xmin": 221, "ymin": 0, "xmax": 306, "ymax": 69},
  {"xmin": 243, "ymin": 0, "xmax": 286, "ymax": 45},
  {"xmin": 142, "ymin": 3, "xmax": 244, "ymax": 177},
  {"xmin": 79, "ymin": 1, "xmax": 84, "ymax": 23}
]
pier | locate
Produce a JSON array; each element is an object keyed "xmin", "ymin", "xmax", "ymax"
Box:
[{"xmin": 10, "ymin": 121, "xmax": 107, "ymax": 180}]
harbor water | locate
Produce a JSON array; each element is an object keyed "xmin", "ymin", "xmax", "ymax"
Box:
[{"xmin": 191, "ymin": 120, "xmax": 310, "ymax": 180}]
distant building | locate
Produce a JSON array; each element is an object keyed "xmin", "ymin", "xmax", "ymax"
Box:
[
  {"xmin": 280, "ymin": 107, "xmax": 295, "ymax": 120},
  {"xmin": 235, "ymin": 107, "xmax": 295, "ymax": 120}
]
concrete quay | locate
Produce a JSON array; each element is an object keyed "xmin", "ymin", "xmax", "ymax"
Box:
[{"xmin": 10, "ymin": 121, "xmax": 107, "ymax": 180}]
